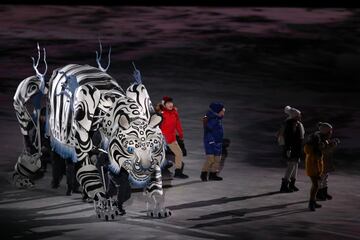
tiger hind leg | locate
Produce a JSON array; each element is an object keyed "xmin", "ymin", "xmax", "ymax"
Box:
[{"xmin": 13, "ymin": 152, "xmax": 42, "ymax": 189}]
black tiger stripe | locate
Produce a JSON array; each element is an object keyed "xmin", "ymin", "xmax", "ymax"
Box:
[
  {"xmin": 77, "ymin": 171, "xmax": 100, "ymax": 178},
  {"xmin": 79, "ymin": 175, "xmax": 102, "ymax": 184},
  {"xmin": 146, "ymin": 185, "xmax": 161, "ymax": 192},
  {"xmin": 85, "ymin": 184, "xmax": 103, "ymax": 193},
  {"xmin": 93, "ymin": 84, "xmax": 120, "ymax": 91},
  {"xmin": 79, "ymin": 76, "xmax": 114, "ymax": 86}
]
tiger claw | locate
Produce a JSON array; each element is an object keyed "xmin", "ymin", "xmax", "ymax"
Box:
[
  {"xmin": 13, "ymin": 172, "xmax": 34, "ymax": 189},
  {"xmin": 94, "ymin": 197, "xmax": 126, "ymax": 221},
  {"xmin": 147, "ymin": 208, "xmax": 171, "ymax": 218}
]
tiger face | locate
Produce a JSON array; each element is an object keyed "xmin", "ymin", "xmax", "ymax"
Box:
[{"xmin": 108, "ymin": 114, "xmax": 164, "ymax": 184}]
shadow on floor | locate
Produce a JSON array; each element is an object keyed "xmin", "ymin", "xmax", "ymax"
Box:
[
  {"xmin": 168, "ymin": 191, "xmax": 281, "ymax": 210},
  {"xmin": 189, "ymin": 200, "xmax": 308, "ymax": 228},
  {"xmin": 132, "ymin": 180, "xmax": 202, "ymax": 192}
]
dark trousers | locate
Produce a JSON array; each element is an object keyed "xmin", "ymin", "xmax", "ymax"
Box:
[
  {"xmin": 51, "ymin": 151, "xmax": 79, "ymax": 190},
  {"xmin": 40, "ymin": 152, "xmax": 49, "ymax": 171},
  {"xmin": 310, "ymin": 176, "xmax": 319, "ymax": 201},
  {"xmin": 107, "ymin": 169, "xmax": 131, "ymax": 207}
]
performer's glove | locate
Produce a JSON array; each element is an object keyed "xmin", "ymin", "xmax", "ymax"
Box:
[
  {"xmin": 177, "ymin": 139, "xmax": 187, "ymax": 156},
  {"xmin": 286, "ymin": 150, "xmax": 291, "ymax": 158},
  {"xmin": 332, "ymin": 138, "xmax": 341, "ymax": 145}
]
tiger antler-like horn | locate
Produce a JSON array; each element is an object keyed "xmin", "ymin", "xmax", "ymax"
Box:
[
  {"xmin": 96, "ymin": 40, "xmax": 111, "ymax": 72},
  {"xmin": 31, "ymin": 43, "xmax": 47, "ymax": 93}
]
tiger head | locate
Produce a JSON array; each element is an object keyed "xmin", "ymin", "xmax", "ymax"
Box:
[{"xmin": 108, "ymin": 113, "xmax": 165, "ymax": 184}]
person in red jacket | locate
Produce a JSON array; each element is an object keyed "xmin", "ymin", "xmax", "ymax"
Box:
[{"xmin": 158, "ymin": 96, "xmax": 189, "ymax": 179}]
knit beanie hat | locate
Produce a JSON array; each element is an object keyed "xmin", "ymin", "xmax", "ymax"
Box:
[
  {"xmin": 284, "ymin": 105, "xmax": 301, "ymax": 119},
  {"xmin": 210, "ymin": 102, "xmax": 224, "ymax": 113},
  {"xmin": 318, "ymin": 122, "xmax": 333, "ymax": 134},
  {"xmin": 162, "ymin": 96, "xmax": 173, "ymax": 105}
]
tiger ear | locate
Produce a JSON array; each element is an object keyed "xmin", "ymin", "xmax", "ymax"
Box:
[
  {"xmin": 119, "ymin": 114, "xmax": 130, "ymax": 130},
  {"xmin": 148, "ymin": 114, "xmax": 162, "ymax": 128}
]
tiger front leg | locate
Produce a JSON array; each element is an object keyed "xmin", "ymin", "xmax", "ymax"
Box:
[
  {"xmin": 144, "ymin": 165, "xmax": 172, "ymax": 218},
  {"xmin": 13, "ymin": 80, "xmax": 43, "ymax": 188},
  {"xmin": 74, "ymin": 130, "xmax": 109, "ymax": 220},
  {"xmin": 106, "ymin": 169, "xmax": 131, "ymax": 217},
  {"xmin": 13, "ymin": 152, "xmax": 42, "ymax": 188},
  {"xmin": 73, "ymin": 85, "xmax": 110, "ymax": 220},
  {"xmin": 13, "ymin": 104, "xmax": 42, "ymax": 188}
]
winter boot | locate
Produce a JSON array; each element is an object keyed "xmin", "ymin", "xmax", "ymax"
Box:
[
  {"xmin": 162, "ymin": 168, "xmax": 174, "ymax": 180},
  {"xmin": 117, "ymin": 205, "xmax": 126, "ymax": 216},
  {"xmin": 200, "ymin": 171, "xmax": 208, "ymax": 181},
  {"xmin": 51, "ymin": 180, "xmax": 60, "ymax": 189},
  {"xmin": 289, "ymin": 178, "xmax": 299, "ymax": 192},
  {"xmin": 308, "ymin": 200, "xmax": 316, "ymax": 211},
  {"xmin": 164, "ymin": 160, "xmax": 173, "ymax": 170},
  {"xmin": 209, "ymin": 172, "xmax": 223, "ymax": 181},
  {"xmin": 66, "ymin": 186, "xmax": 72, "ymax": 196},
  {"xmin": 324, "ymin": 187, "xmax": 333, "ymax": 200},
  {"xmin": 308, "ymin": 200, "xmax": 321, "ymax": 211},
  {"xmin": 174, "ymin": 168, "xmax": 189, "ymax": 179},
  {"xmin": 316, "ymin": 188, "xmax": 326, "ymax": 201},
  {"xmin": 314, "ymin": 201, "xmax": 322, "ymax": 208},
  {"xmin": 280, "ymin": 178, "xmax": 293, "ymax": 193},
  {"xmin": 72, "ymin": 185, "xmax": 81, "ymax": 194}
]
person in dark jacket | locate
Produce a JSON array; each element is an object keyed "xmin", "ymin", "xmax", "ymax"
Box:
[
  {"xmin": 39, "ymin": 107, "xmax": 51, "ymax": 174},
  {"xmin": 201, "ymin": 102, "xmax": 225, "ymax": 181},
  {"xmin": 280, "ymin": 106, "xmax": 305, "ymax": 192}
]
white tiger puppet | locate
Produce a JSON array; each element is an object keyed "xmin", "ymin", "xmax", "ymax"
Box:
[{"xmin": 13, "ymin": 43, "xmax": 172, "ymax": 220}]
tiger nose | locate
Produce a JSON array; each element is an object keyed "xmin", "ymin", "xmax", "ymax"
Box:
[{"xmin": 138, "ymin": 150, "xmax": 152, "ymax": 169}]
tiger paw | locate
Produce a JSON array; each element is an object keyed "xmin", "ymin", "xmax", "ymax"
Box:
[
  {"xmin": 147, "ymin": 208, "xmax": 172, "ymax": 218},
  {"xmin": 13, "ymin": 172, "xmax": 34, "ymax": 189},
  {"xmin": 96, "ymin": 211, "xmax": 116, "ymax": 221}
]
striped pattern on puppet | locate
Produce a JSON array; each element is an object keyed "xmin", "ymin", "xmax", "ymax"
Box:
[
  {"xmin": 13, "ymin": 76, "xmax": 41, "ymax": 135},
  {"xmin": 47, "ymin": 64, "xmax": 124, "ymax": 161},
  {"xmin": 76, "ymin": 164, "xmax": 105, "ymax": 199},
  {"xmin": 126, "ymin": 84, "xmax": 155, "ymax": 121},
  {"xmin": 145, "ymin": 164, "xmax": 163, "ymax": 196}
]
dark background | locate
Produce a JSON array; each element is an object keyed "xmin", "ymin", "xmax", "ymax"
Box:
[{"xmin": 1, "ymin": 0, "xmax": 359, "ymax": 8}]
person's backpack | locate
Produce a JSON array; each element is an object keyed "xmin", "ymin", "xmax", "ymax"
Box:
[{"xmin": 276, "ymin": 123, "xmax": 285, "ymax": 146}]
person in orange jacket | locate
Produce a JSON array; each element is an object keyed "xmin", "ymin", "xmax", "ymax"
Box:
[
  {"xmin": 304, "ymin": 129, "xmax": 324, "ymax": 211},
  {"xmin": 304, "ymin": 122, "xmax": 338, "ymax": 211},
  {"xmin": 157, "ymin": 96, "xmax": 188, "ymax": 179},
  {"xmin": 316, "ymin": 122, "xmax": 340, "ymax": 201}
]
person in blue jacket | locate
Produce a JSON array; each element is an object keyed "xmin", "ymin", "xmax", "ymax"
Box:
[{"xmin": 201, "ymin": 102, "xmax": 225, "ymax": 181}]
